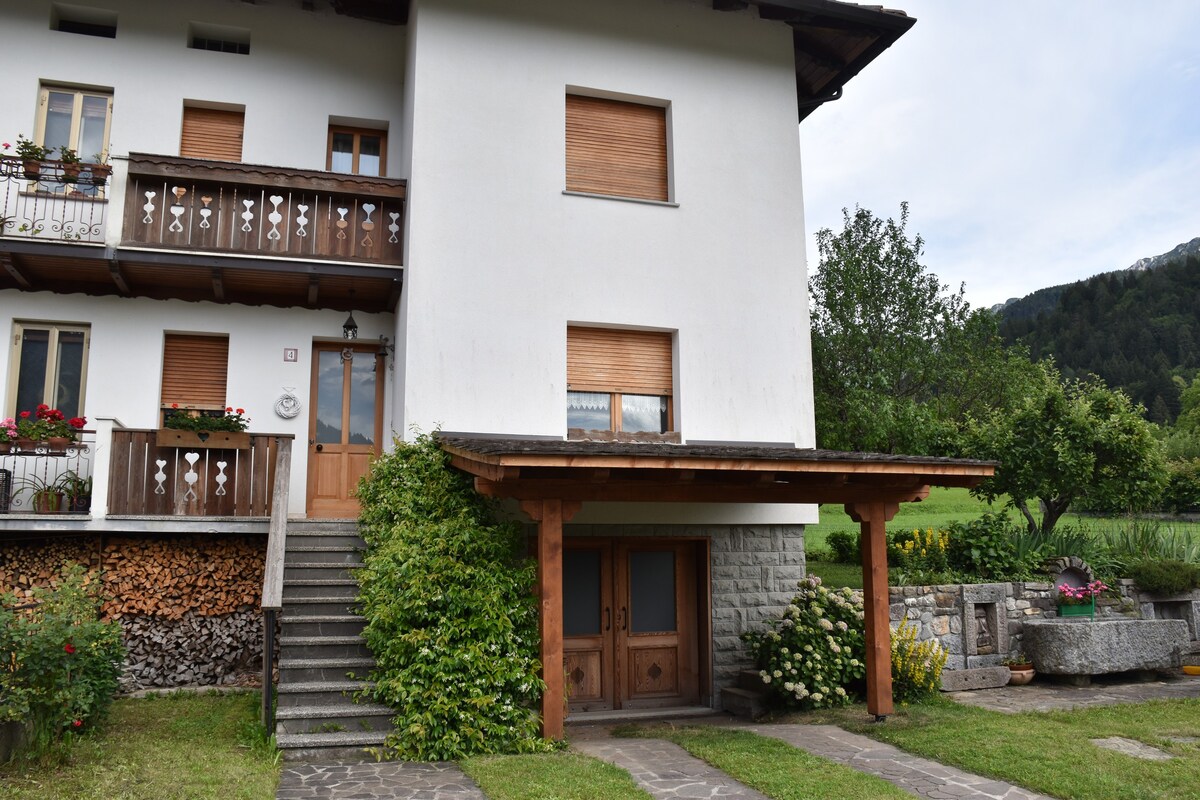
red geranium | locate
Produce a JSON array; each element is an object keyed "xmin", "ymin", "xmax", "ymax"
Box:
[
  {"xmin": 64, "ymin": 642, "xmax": 76, "ymax": 654},
  {"xmin": 72, "ymin": 719, "xmax": 83, "ymax": 728},
  {"xmin": 19, "ymin": 410, "xmax": 29, "ymax": 418},
  {"xmin": 68, "ymin": 417, "xmax": 87, "ymax": 429}
]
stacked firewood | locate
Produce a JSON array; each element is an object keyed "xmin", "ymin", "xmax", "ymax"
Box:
[
  {"xmin": 119, "ymin": 608, "xmax": 269, "ymax": 690},
  {"xmin": 100, "ymin": 536, "xmax": 264, "ymax": 619},
  {"xmin": 0, "ymin": 538, "xmax": 100, "ymax": 598}
]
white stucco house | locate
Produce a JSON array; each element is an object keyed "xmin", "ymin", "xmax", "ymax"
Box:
[{"xmin": 2, "ymin": 0, "xmax": 989, "ymax": 755}]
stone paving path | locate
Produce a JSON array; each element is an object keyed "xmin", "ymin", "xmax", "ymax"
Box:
[
  {"xmin": 742, "ymin": 724, "xmax": 1052, "ymax": 800},
  {"xmin": 947, "ymin": 674, "xmax": 1200, "ymax": 714},
  {"xmin": 573, "ymin": 736, "xmax": 770, "ymax": 799},
  {"xmin": 277, "ymin": 761, "xmax": 486, "ymax": 800}
]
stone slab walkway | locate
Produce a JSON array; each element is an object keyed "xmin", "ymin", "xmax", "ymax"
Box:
[
  {"xmin": 277, "ymin": 761, "xmax": 486, "ymax": 800},
  {"xmin": 573, "ymin": 736, "xmax": 770, "ymax": 799},
  {"xmin": 947, "ymin": 674, "xmax": 1200, "ymax": 714},
  {"xmin": 742, "ymin": 724, "xmax": 1052, "ymax": 800}
]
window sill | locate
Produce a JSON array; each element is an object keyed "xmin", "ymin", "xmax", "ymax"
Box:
[
  {"xmin": 562, "ymin": 190, "xmax": 678, "ymax": 208},
  {"xmin": 568, "ymin": 428, "xmax": 681, "ymax": 444}
]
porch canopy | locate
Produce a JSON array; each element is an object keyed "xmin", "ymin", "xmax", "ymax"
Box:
[{"xmin": 440, "ymin": 435, "xmax": 995, "ymax": 738}]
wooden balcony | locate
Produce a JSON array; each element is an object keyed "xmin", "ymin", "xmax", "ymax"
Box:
[
  {"xmin": 107, "ymin": 428, "xmax": 288, "ymax": 517},
  {"xmin": 121, "ymin": 153, "xmax": 405, "ymax": 266}
]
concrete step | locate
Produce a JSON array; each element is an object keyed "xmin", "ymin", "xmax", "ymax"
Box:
[
  {"xmin": 282, "ymin": 596, "xmax": 361, "ymax": 616},
  {"xmin": 279, "ymin": 656, "xmax": 376, "ymax": 683},
  {"xmin": 280, "ymin": 635, "xmax": 371, "ymax": 660},
  {"xmin": 285, "ymin": 530, "xmax": 366, "ymax": 549},
  {"xmin": 721, "ymin": 686, "xmax": 768, "ymax": 720},
  {"xmin": 286, "ymin": 520, "xmax": 362, "ymax": 534},
  {"xmin": 277, "ymin": 680, "xmax": 373, "ymax": 707},
  {"xmin": 275, "ymin": 702, "xmax": 395, "ymax": 735},
  {"xmin": 738, "ymin": 669, "xmax": 767, "ymax": 691},
  {"xmin": 281, "ymin": 614, "xmax": 365, "ymax": 637},
  {"xmin": 276, "ymin": 730, "xmax": 389, "ymax": 762},
  {"xmin": 283, "ymin": 579, "xmax": 360, "ymax": 600},
  {"xmin": 283, "ymin": 562, "xmax": 363, "ymax": 581},
  {"xmin": 284, "ymin": 546, "xmax": 364, "ymax": 565}
]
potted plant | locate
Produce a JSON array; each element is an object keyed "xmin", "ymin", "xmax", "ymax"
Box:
[
  {"xmin": 15, "ymin": 406, "xmax": 87, "ymax": 453},
  {"xmin": 15, "ymin": 473, "xmax": 70, "ymax": 513},
  {"xmin": 157, "ymin": 404, "xmax": 252, "ymax": 449},
  {"xmin": 59, "ymin": 470, "xmax": 92, "ymax": 514},
  {"xmin": 10, "ymin": 135, "xmax": 52, "ymax": 179},
  {"xmin": 1057, "ymin": 580, "xmax": 1108, "ymax": 619},
  {"xmin": 0, "ymin": 418, "xmax": 17, "ymax": 454},
  {"xmin": 1001, "ymin": 653, "xmax": 1035, "ymax": 685},
  {"xmin": 57, "ymin": 146, "xmax": 82, "ymax": 182},
  {"xmin": 88, "ymin": 151, "xmax": 112, "ymax": 185}
]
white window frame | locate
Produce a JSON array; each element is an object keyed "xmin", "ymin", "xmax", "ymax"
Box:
[
  {"xmin": 34, "ymin": 84, "xmax": 113, "ymax": 161},
  {"xmin": 6, "ymin": 322, "xmax": 91, "ymax": 418}
]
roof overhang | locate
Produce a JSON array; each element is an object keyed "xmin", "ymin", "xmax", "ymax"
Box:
[
  {"xmin": 327, "ymin": 1, "xmax": 914, "ymax": 122},
  {"xmin": 441, "ymin": 436, "xmax": 994, "ymax": 507}
]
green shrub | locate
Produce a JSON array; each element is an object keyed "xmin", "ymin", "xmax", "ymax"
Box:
[
  {"xmin": 1162, "ymin": 459, "xmax": 1200, "ymax": 513},
  {"xmin": 0, "ymin": 564, "xmax": 125, "ymax": 761},
  {"xmin": 1098, "ymin": 519, "xmax": 1200, "ymax": 566},
  {"xmin": 354, "ymin": 431, "xmax": 552, "ymax": 760},
  {"xmin": 945, "ymin": 513, "xmax": 1028, "ymax": 580},
  {"xmin": 742, "ymin": 576, "xmax": 865, "ymax": 710},
  {"xmin": 1129, "ymin": 559, "xmax": 1200, "ymax": 596},
  {"xmin": 826, "ymin": 530, "xmax": 859, "ymax": 564},
  {"xmin": 890, "ymin": 619, "xmax": 946, "ymax": 703}
]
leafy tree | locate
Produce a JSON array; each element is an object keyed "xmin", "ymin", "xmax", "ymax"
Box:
[
  {"xmin": 964, "ymin": 368, "xmax": 1167, "ymax": 534},
  {"xmin": 809, "ymin": 203, "xmax": 1040, "ymax": 454}
]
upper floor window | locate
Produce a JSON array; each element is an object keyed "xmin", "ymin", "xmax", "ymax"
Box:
[
  {"xmin": 159, "ymin": 332, "xmax": 229, "ymax": 425},
  {"xmin": 7, "ymin": 322, "xmax": 89, "ymax": 420},
  {"xmin": 566, "ymin": 93, "xmax": 669, "ymax": 202},
  {"xmin": 188, "ymin": 23, "xmax": 250, "ymax": 55},
  {"xmin": 37, "ymin": 85, "xmax": 112, "ymax": 163},
  {"xmin": 180, "ymin": 104, "xmax": 245, "ymax": 161},
  {"xmin": 567, "ymin": 325, "xmax": 675, "ymax": 441},
  {"xmin": 327, "ymin": 126, "xmax": 386, "ymax": 177}
]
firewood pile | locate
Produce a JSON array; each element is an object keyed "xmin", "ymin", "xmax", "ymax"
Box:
[{"xmin": 2, "ymin": 534, "xmax": 270, "ymax": 689}]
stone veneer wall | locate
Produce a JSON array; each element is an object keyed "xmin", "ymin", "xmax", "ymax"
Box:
[
  {"xmin": 565, "ymin": 523, "xmax": 806, "ymax": 706},
  {"xmin": 887, "ymin": 579, "xmax": 1200, "ymax": 670}
]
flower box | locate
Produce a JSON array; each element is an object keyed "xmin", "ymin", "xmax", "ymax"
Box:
[
  {"xmin": 1058, "ymin": 602, "xmax": 1095, "ymax": 619},
  {"xmin": 156, "ymin": 429, "xmax": 251, "ymax": 450}
]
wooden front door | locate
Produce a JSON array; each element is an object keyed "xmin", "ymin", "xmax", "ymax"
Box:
[
  {"xmin": 306, "ymin": 343, "xmax": 384, "ymax": 518},
  {"xmin": 564, "ymin": 539, "xmax": 702, "ymax": 712}
]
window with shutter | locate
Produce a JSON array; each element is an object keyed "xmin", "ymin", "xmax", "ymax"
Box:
[
  {"xmin": 180, "ymin": 106, "xmax": 244, "ymax": 161},
  {"xmin": 567, "ymin": 326, "xmax": 675, "ymax": 441},
  {"xmin": 160, "ymin": 334, "xmax": 229, "ymax": 420},
  {"xmin": 566, "ymin": 94, "xmax": 668, "ymax": 202}
]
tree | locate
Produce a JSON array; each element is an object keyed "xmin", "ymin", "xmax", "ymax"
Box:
[
  {"xmin": 964, "ymin": 368, "xmax": 1167, "ymax": 534},
  {"xmin": 809, "ymin": 203, "xmax": 1040, "ymax": 454}
]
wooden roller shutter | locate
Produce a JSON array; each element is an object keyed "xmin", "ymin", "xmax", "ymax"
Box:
[
  {"xmin": 566, "ymin": 95, "xmax": 668, "ymax": 202},
  {"xmin": 568, "ymin": 326, "xmax": 672, "ymax": 395},
  {"xmin": 180, "ymin": 107, "xmax": 244, "ymax": 161},
  {"xmin": 161, "ymin": 334, "xmax": 229, "ymax": 409}
]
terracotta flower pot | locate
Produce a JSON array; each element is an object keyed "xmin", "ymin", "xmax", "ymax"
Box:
[
  {"xmin": 1008, "ymin": 667, "xmax": 1035, "ymax": 686},
  {"xmin": 46, "ymin": 436, "xmax": 72, "ymax": 454},
  {"xmin": 33, "ymin": 491, "xmax": 64, "ymax": 514},
  {"xmin": 22, "ymin": 160, "xmax": 41, "ymax": 180},
  {"xmin": 0, "ymin": 441, "xmax": 11, "ymax": 455}
]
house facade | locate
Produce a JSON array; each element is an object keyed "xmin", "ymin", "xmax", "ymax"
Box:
[{"xmin": 1, "ymin": 0, "xmax": 934, "ymax": 747}]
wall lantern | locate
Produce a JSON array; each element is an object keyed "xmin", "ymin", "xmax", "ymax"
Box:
[{"xmin": 342, "ymin": 311, "xmax": 359, "ymax": 340}]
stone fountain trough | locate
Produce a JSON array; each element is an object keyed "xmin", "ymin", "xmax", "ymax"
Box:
[{"xmin": 1023, "ymin": 618, "xmax": 1189, "ymax": 678}]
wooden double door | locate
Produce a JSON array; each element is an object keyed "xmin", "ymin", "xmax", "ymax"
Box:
[{"xmin": 563, "ymin": 539, "xmax": 705, "ymax": 712}]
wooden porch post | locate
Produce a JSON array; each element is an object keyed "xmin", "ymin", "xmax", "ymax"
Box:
[
  {"xmin": 521, "ymin": 498, "xmax": 580, "ymax": 740},
  {"xmin": 846, "ymin": 501, "xmax": 899, "ymax": 720}
]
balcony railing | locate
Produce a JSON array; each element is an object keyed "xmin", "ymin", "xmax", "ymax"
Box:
[
  {"xmin": 106, "ymin": 428, "xmax": 286, "ymax": 517},
  {"xmin": 0, "ymin": 155, "xmax": 108, "ymax": 243},
  {"xmin": 0, "ymin": 432, "xmax": 96, "ymax": 514},
  {"xmin": 121, "ymin": 153, "xmax": 405, "ymax": 265}
]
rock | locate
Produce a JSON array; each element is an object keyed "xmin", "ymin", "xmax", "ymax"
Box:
[
  {"xmin": 1024, "ymin": 619, "xmax": 1189, "ymax": 675},
  {"xmin": 940, "ymin": 666, "xmax": 1011, "ymax": 692}
]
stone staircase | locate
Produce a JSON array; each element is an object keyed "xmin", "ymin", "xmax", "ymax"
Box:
[
  {"xmin": 721, "ymin": 669, "xmax": 769, "ymax": 719},
  {"xmin": 274, "ymin": 521, "xmax": 393, "ymax": 760}
]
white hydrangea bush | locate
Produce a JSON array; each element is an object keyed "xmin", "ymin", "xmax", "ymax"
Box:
[{"xmin": 742, "ymin": 575, "xmax": 867, "ymax": 710}]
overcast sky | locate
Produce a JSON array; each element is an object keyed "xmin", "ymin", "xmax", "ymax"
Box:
[{"xmin": 799, "ymin": 0, "xmax": 1200, "ymax": 310}]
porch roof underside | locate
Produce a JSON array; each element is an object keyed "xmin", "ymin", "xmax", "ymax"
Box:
[
  {"xmin": 0, "ymin": 242, "xmax": 401, "ymax": 313},
  {"xmin": 440, "ymin": 436, "xmax": 995, "ymax": 505}
]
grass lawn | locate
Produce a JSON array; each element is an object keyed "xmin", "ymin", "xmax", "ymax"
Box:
[
  {"xmin": 463, "ymin": 752, "xmax": 651, "ymax": 800},
  {"xmin": 619, "ymin": 725, "xmax": 910, "ymax": 800},
  {"xmin": 806, "ymin": 696, "xmax": 1200, "ymax": 800},
  {"xmin": 0, "ymin": 692, "xmax": 279, "ymax": 800}
]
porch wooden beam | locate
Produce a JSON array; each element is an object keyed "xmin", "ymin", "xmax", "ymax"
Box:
[
  {"xmin": 307, "ymin": 275, "xmax": 320, "ymax": 306},
  {"xmin": 846, "ymin": 500, "xmax": 900, "ymax": 720},
  {"xmin": 108, "ymin": 258, "xmax": 130, "ymax": 294},
  {"xmin": 0, "ymin": 253, "xmax": 31, "ymax": 289},
  {"xmin": 451, "ymin": 455, "xmax": 518, "ymax": 483},
  {"xmin": 520, "ymin": 498, "xmax": 582, "ymax": 741},
  {"xmin": 474, "ymin": 478, "xmax": 928, "ymax": 507}
]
